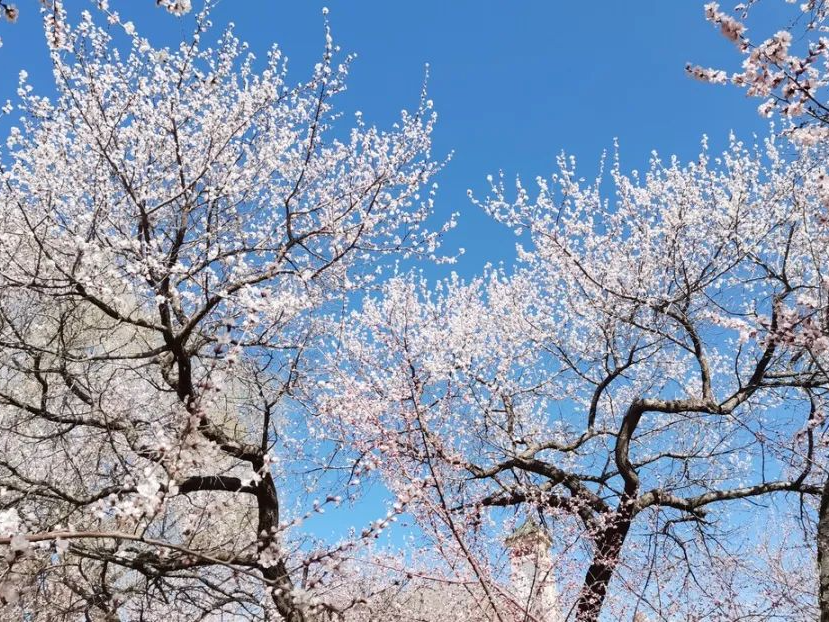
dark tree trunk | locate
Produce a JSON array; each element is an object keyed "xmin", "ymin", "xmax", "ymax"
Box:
[
  {"xmin": 573, "ymin": 499, "xmax": 636, "ymax": 622},
  {"xmin": 818, "ymin": 475, "xmax": 829, "ymax": 622},
  {"xmin": 256, "ymin": 472, "xmax": 313, "ymax": 622}
]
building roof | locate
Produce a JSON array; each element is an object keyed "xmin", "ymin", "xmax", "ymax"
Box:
[{"xmin": 505, "ymin": 517, "xmax": 552, "ymax": 547}]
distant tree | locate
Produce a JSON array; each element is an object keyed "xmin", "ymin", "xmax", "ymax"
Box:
[
  {"xmin": 0, "ymin": 2, "xmax": 445, "ymax": 620},
  {"xmin": 324, "ymin": 133, "xmax": 829, "ymax": 620}
]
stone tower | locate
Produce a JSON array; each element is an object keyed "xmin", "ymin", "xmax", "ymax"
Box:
[{"xmin": 505, "ymin": 518, "xmax": 561, "ymax": 622}]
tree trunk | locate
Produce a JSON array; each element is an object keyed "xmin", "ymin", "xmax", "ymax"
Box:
[
  {"xmin": 256, "ymin": 472, "xmax": 314, "ymax": 622},
  {"xmin": 818, "ymin": 474, "xmax": 829, "ymax": 622},
  {"xmin": 573, "ymin": 500, "xmax": 635, "ymax": 622}
]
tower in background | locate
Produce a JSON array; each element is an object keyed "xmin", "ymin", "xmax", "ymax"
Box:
[{"xmin": 505, "ymin": 518, "xmax": 562, "ymax": 622}]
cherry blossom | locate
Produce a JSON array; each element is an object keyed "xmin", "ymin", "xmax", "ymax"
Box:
[
  {"xmin": 0, "ymin": 3, "xmax": 444, "ymax": 620},
  {"xmin": 689, "ymin": 1, "xmax": 829, "ymax": 139}
]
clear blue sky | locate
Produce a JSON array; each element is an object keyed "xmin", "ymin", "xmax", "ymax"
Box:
[{"xmin": 0, "ymin": 0, "xmax": 791, "ymax": 279}]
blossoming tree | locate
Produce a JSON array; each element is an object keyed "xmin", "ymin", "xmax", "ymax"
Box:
[
  {"xmin": 324, "ymin": 133, "xmax": 829, "ymax": 620},
  {"xmin": 0, "ymin": 3, "xmax": 446, "ymax": 620}
]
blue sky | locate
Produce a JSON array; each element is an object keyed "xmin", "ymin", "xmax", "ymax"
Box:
[{"xmin": 0, "ymin": 0, "xmax": 791, "ymax": 278}]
